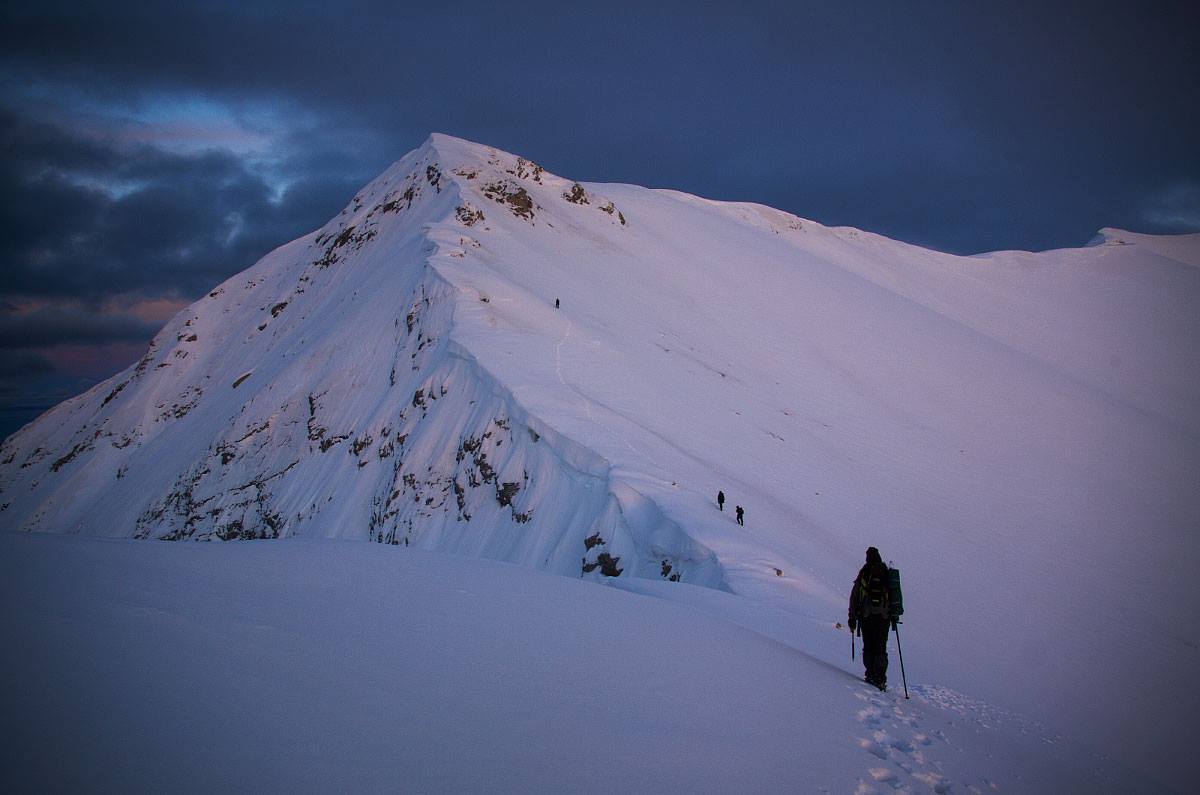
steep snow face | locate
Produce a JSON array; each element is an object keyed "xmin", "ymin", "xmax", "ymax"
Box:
[
  {"xmin": 1, "ymin": 133, "xmax": 1198, "ymax": 786},
  {"xmin": 0, "ymin": 136, "xmax": 724, "ymax": 586}
]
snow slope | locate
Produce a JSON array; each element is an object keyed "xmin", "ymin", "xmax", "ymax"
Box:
[
  {"xmin": 1, "ymin": 133, "xmax": 1197, "ymax": 788},
  {"xmin": 0, "ymin": 533, "xmax": 1136, "ymax": 793}
]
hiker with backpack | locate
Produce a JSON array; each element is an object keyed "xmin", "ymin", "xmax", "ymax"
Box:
[{"xmin": 848, "ymin": 546, "xmax": 902, "ymax": 691}]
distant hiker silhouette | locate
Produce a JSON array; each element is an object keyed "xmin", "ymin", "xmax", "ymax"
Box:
[
  {"xmin": 555, "ymin": 298, "xmax": 560, "ymax": 308},
  {"xmin": 717, "ymin": 490, "xmax": 725, "ymax": 510},
  {"xmin": 735, "ymin": 505, "xmax": 744, "ymax": 526},
  {"xmin": 848, "ymin": 546, "xmax": 901, "ymax": 691}
]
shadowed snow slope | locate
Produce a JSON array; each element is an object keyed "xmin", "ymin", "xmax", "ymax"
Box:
[
  {"xmin": 1, "ymin": 134, "xmax": 1197, "ymax": 788},
  {"xmin": 0, "ymin": 534, "xmax": 1146, "ymax": 793}
]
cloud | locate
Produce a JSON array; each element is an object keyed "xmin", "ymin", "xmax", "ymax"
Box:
[
  {"xmin": 0, "ymin": 305, "xmax": 160, "ymax": 348},
  {"xmin": 0, "ymin": 350, "xmax": 54, "ymax": 378},
  {"xmin": 1142, "ymin": 184, "xmax": 1200, "ymax": 231},
  {"xmin": 4, "ymin": 3, "xmax": 1199, "ymax": 258},
  {"xmin": 0, "ymin": 95, "xmax": 380, "ymax": 424},
  {"xmin": 0, "ymin": 108, "xmax": 364, "ymax": 302}
]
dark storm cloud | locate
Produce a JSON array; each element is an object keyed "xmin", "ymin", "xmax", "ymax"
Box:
[
  {"xmin": 0, "ymin": 92, "xmax": 371, "ymax": 440},
  {"xmin": 0, "ymin": 307, "xmax": 159, "ymax": 349},
  {"xmin": 0, "ymin": 351, "xmax": 70, "ymax": 439},
  {"xmin": 0, "ymin": 109, "xmax": 363, "ymax": 300},
  {"xmin": 3, "ymin": 3, "xmax": 1197, "ymax": 253},
  {"xmin": 0, "ymin": 351, "xmax": 53, "ymax": 379}
]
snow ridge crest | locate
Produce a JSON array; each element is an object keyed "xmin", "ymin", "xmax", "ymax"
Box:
[{"xmin": 0, "ymin": 132, "xmax": 720, "ymax": 591}]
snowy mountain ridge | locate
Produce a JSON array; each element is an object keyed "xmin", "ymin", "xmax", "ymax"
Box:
[
  {"xmin": 0, "ymin": 133, "xmax": 728, "ymax": 586},
  {"xmin": 2, "ymin": 133, "xmax": 1199, "ymax": 789}
]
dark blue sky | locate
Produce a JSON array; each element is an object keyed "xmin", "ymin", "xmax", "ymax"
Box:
[{"xmin": 2, "ymin": 1, "xmax": 1198, "ymax": 438}]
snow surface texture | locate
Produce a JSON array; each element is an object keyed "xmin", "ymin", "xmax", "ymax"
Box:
[
  {"xmin": 0, "ymin": 534, "xmax": 1138, "ymax": 792},
  {"xmin": 1, "ymin": 133, "xmax": 1197, "ymax": 788}
]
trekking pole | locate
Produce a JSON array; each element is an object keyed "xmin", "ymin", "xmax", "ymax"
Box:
[
  {"xmin": 851, "ymin": 626, "xmax": 855, "ymax": 661},
  {"xmin": 892, "ymin": 621, "xmax": 909, "ymax": 699}
]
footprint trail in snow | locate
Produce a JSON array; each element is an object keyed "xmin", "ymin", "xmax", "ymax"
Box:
[{"xmin": 853, "ymin": 686, "xmax": 955, "ymax": 794}]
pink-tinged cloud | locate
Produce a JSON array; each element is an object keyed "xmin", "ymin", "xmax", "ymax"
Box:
[
  {"xmin": 0, "ymin": 297, "xmax": 182, "ymax": 384},
  {"xmin": 105, "ymin": 298, "xmax": 190, "ymax": 325},
  {"xmin": 5, "ymin": 297, "xmax": 187, "ymax": 326},
  {"xmin": 41, "ymin": 342, "xmax": 147, "ymax": 382},
  {"xmin": 0, "ymin": 302, "xmax": 161, "ymax": 355},
  {"xmin": 111, "ymin": 120, "xmax": 270, "ymax": 153}
]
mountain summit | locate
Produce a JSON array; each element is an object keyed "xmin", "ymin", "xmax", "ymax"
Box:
[
  {"xmin": 0, "ymin": 133, "xmax": 723, "ymax": 583},
  {"xmin": 2, "ymin": 134, "xmax": 1198, "ymax": 783}
]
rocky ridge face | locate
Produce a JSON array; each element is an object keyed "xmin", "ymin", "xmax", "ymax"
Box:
[{"xmin": 0, "ymin": 134, "xmax": 724, "ymax": 587}]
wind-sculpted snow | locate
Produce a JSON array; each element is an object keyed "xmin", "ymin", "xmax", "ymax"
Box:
[{"xmin": 1, "ymin": 133, "xmax": 1198, "ymax": 788}]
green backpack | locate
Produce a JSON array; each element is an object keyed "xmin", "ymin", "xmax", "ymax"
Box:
[
  {"xmin": 858, "ymin": 567, "xmax": 890, "ymax": 617},
  {"xmin": 859, "ymin": 566, "xmax": 904, "ymax": 619}
]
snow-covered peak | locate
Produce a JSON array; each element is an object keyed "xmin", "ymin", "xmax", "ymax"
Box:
[
  {"xmin": 1, "ymin": 134, "xmax": 1198, "ymax": 788},
  {"xmin": 368, "ymin": 132, "xmax": 559, "ymax": 192},
  {"xmin": 315, "ymin": 131, "xmax": 587, "ymax": 254},
  {"xmin": 423, "ymin": 131, "xmax": 501, "ymax": 166},
  {"xmin": 423, "ymin": 132, "xmax": 557, "ymax": 179}
]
